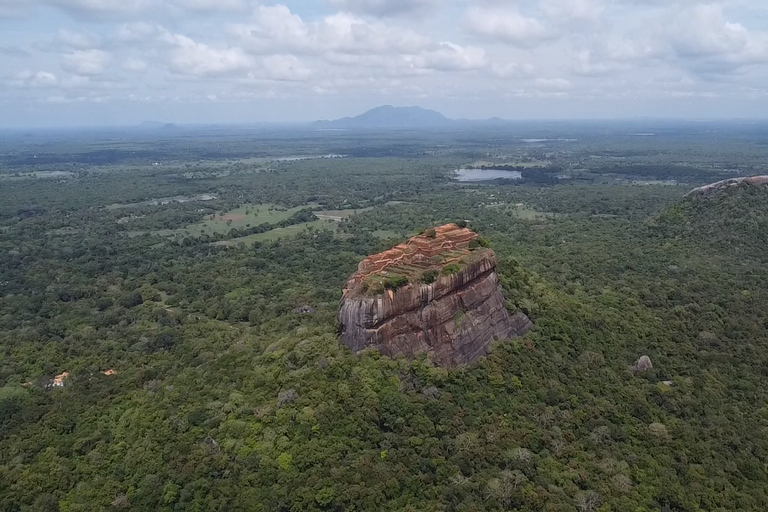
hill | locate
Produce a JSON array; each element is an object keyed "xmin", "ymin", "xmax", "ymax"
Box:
[
  {"xmin": 338, "ymin": 224, "xmax": 532, "ymax": 367},
  {"xmin": 312, "ymin": 105, "xmax": 451, "ymax": 129},
  {"xmin": 655, "ymin": 177, "xmax": 768, "ymax": 255}
]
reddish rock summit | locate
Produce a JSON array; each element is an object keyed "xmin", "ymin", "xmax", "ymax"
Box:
[{"xmin": 339, "ymin": 224, "xmax": 532, "ymax": 367}]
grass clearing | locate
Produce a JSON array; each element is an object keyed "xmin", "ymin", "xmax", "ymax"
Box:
[
  {"xmin": 314, "ymin": 207, "xmax": 372, "ymax": 221},
  {"xmin": 215, "ymin": 220, "xmax": 330, "ymax": 246},
  {"xmin": 372, "ymin": 230, "xmax": 401, "ymax": 240},
  {"xmin": 168, "ymin": 203, "xmax": 318, "ymax": 238},
  {"xmin": 486, "ymin": 203, "xmax": 560, "ymax": 220}
]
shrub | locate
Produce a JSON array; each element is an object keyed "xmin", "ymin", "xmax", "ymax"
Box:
[
  {"xmin": 363, "ymin": 279, "xmax": 385, "ymax": 294},
  {"xmin": 442, "ymin": 263, "xmax": 461, "ymax": 275},
  {"xmin": 455, "ymin": 220, "xmax": 468, "ymax": 228},
  {"xmin": 421, "ymin": 269, "xmax": 439, "ymax": 284},
  {"xmin": 424, "ymin": 228, "xmax": 437, "ymax": 238},
  {"xmin": 384, "ymin": 274, "xmax": 409, "ymax": 291}
]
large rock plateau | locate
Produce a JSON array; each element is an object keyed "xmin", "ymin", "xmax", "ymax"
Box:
[
  {"xmin": 686, "ymin": 175, "xmax": 768, "ymax": 198},
  {"xmin": 338, "ymin": 224, "xmax": 532, "ymax": 367}
]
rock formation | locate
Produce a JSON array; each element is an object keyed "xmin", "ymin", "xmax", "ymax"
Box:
[
  {"xmin": 685, "ymin": 175, "xmax": 768, "ymax": 198},
  {"xmin": 632, "ymin": 355, "xmax": 653, "ymax": 373},
  {"xmin": 338, "ymin": 224, "xmax": 532, "ymax": 367}
]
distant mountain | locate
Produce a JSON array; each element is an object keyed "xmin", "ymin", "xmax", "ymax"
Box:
[
  {"xmin": 139, "ymin": 121, "xmax": 181, "ymax": 131},
  {"xmin": 313, "ymin": 105, "xmax": 452, "ymax": 129}
]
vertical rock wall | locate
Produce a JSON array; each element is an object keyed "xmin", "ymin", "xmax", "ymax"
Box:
[{"xmin": 339, "ymin": 250, "xmax": 532, "ymax": 367}]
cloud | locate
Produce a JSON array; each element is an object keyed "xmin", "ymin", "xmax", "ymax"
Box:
[
  {"xmin": 116, "ymin": 22, "xmax": 161, "ymax": 43},
  {"xmin": 540, "ymin": 0, "xmax": 604, "ymax": 23},
  {"xmin": 249, "ymin": 54, "xmax": 313, "ymax": 81},
  {"xmin": 413, "ymin": 42, "xmax": 487, "ymax": 71},
  {"xmin": 490, "ymin": 61, "xmax": 535, "ymax": 79},
  {"xmin": 665, "ymin": 4, "xmax": 768, "ymax": 75},
  {"xmin": 121, "ymin": 57, "xmax": 147, "ymax": 72},
  {"xmin": 9, "ymin": 70, "xmax": 59, "ymax": 87},
  {"xmin": 464, "ymin": 5, "xmax": 550, "ymax": 46},
  {"xmin": 172, "ymin": 0, "xmax": 248, "ymax": 12},
  {"xmin": 230, "ymin": 6, "xmax": 429, "ymax": 56},
  {"xmin": 329, "ymin": 0, "xmax": 439, "ymax": 17},
  {"xmin": 57, "ymin": 29, "xmax": 100, "ymax": 50},
  {"xmin": 534, "ymin": 77, "xmax": 571, "ymax": 91},
  {"xmin": 47, "ymin": 0, "xmax": 152, "ymax": 20},
  {"xmin": 0, "ymin": 46, "xmax": 30, "ymax": 57},
  {"xmin": 162, "ymin": 31, "xmax": 253, "ymax": 76},
  {"xmin": 61, "ymin": 49, "xmax": 110, "ymax": 75}
]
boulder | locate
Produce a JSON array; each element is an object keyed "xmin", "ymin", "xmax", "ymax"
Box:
[{"xmin": 633, "ymin": 355, "xmax": 653, "ymax": 373}]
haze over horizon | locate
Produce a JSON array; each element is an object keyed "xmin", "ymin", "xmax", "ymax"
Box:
[{"xmin": 1, "ymin": 0, "xmax": 768, "ymax": 128}]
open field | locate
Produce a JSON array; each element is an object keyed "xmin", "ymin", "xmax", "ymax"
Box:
[
  {"xmin": 190, "ymin": 203, "xmax": 317, "ymax": 235},
  {"xmin": 314, "ymin": 207, "xmax": 372, "ymax": 221},
  {"xmin": 485, "ymin": 203, "xmax": 559, "ymax": 220},
  {"xmin": 215, "ymin": 220, "xmax": 332, "ymax": 245}
]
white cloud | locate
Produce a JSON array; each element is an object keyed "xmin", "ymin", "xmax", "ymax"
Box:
[
  {"xmin": 413, "ymin": 42, "xmax": 487, "ymax": 71},
  {"xmin": 490, "ymin": 61, "xmax": 535, "ymax": 79},
  {"xmin": 121, "ymin": 57, "xmax": 147, "ymax": 72},
  {"xmin": 9, "ymin": 70, "xmax": 59, "ymax": 87},
  {"xmin": 665, "ymin": 4, "xmax": 768, "ymax": 75},
  {"xmin": 534, "ymin": 77, "xmax": 571, "ymax": 91},
  {"xmin": 172, "ymin": 0, "xmax": 247, "ymax": 12},
  {"xmin": 57, "ymin": 29, "xmax": 100, "ymax": 50},
  {"xmin": 242, "ymin": 54, "xmax": 313, "ymax": 81},
  {"xmin": 540, "ymin": 0, "xmax": 604, "ymax": 23},
  {"xmin": 61, "ymin": 49, "xmax": 110, "ymax": 75},
  {"xmin": 464, "ymin": 5, "xmax": 550, "ymax": 46},
  {"xmin": 116, "ymin": 22, "xmax": 161, "ymax": 43},
  {"xmin": 231, "ymin": 6, "xmax": 429, "ymax": 56},
  {"xmin": 162, "ymin": 31, "xmax": 253, "ymax": 76}
]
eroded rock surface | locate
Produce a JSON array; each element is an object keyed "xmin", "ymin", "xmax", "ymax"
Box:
[
  {"xmin": 632, "ymin": 355, "xmax": 653, "ymax": 373},
  {"xmin": 686, "ymin": 175, "xmax": 768, "ymax": 198},
  {"xmin": 338, "ymin": 224, "xmax": 532, "ymax": 367}
]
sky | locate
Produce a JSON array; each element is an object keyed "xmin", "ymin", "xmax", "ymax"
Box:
[{"xmin": 0, "ymin": 0, "xmax": 767, "ymax": 127}]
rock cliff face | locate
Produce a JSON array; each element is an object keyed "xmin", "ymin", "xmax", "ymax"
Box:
[
  {"xmin": 686, "ymin": 175, "xmax": 768, "ymax": 198},
  {"xmin": 339, "ymin": 224, "xmax": 532, "ymax": 367}
]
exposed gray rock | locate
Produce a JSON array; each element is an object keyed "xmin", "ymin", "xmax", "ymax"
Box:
[
  {"xmin": 686, "ymin": 175, "xmax": 768, "ymax": 198},
  {"xmin": 339, "ymin": 250, "xmax": 532, "ymax": 367},
  {"xmin": 632, "ymin": 355, "xmax": 653, "ymax": 373}
]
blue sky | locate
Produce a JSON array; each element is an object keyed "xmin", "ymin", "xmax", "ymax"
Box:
[{"xmin": 1, "ymin": 0, "xmax": 767, "ymax": 127}]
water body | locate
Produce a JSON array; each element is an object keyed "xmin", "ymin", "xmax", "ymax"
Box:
[{"xmin": 454, "ymin": 169, "xmax": 522, "ymax": 182}]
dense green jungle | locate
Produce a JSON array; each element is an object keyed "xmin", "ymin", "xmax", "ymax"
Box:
[{"xmin": 1, "ymin": 122, "xmax": 768, "ymax": 511}]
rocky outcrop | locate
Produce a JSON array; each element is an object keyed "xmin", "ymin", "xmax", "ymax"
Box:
[
  {"xmin": 338, "ymin": 224, "xmax": 532, "ymax": 367},
  {"xmin": 686, "ymin": 175, "xmax": 768, "ymax": 198},
  {"xmin": 632, "ymin": 355, "xmax": 653, "ymax": 373}
]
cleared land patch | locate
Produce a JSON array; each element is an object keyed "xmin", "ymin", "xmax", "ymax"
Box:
[
  {"xmin": 485, "ymin": 203, "xmax": 559, "ymax": 220},
  {"xmin": 215, "ymin": 220, "xmax": 330, "ymax": 246},
  {"xmin": 314, "ymin": 207, "xmax": 371, "ymax": 221}
]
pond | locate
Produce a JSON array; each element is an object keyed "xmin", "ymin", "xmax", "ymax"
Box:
[{"xmin": 454, "ymin": 168, "xmax": 522, "ymax": 182}]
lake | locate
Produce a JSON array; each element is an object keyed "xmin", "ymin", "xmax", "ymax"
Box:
[{"xmin": 454, "ymin": 169, "xmax": 522, "ymax": 182}]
